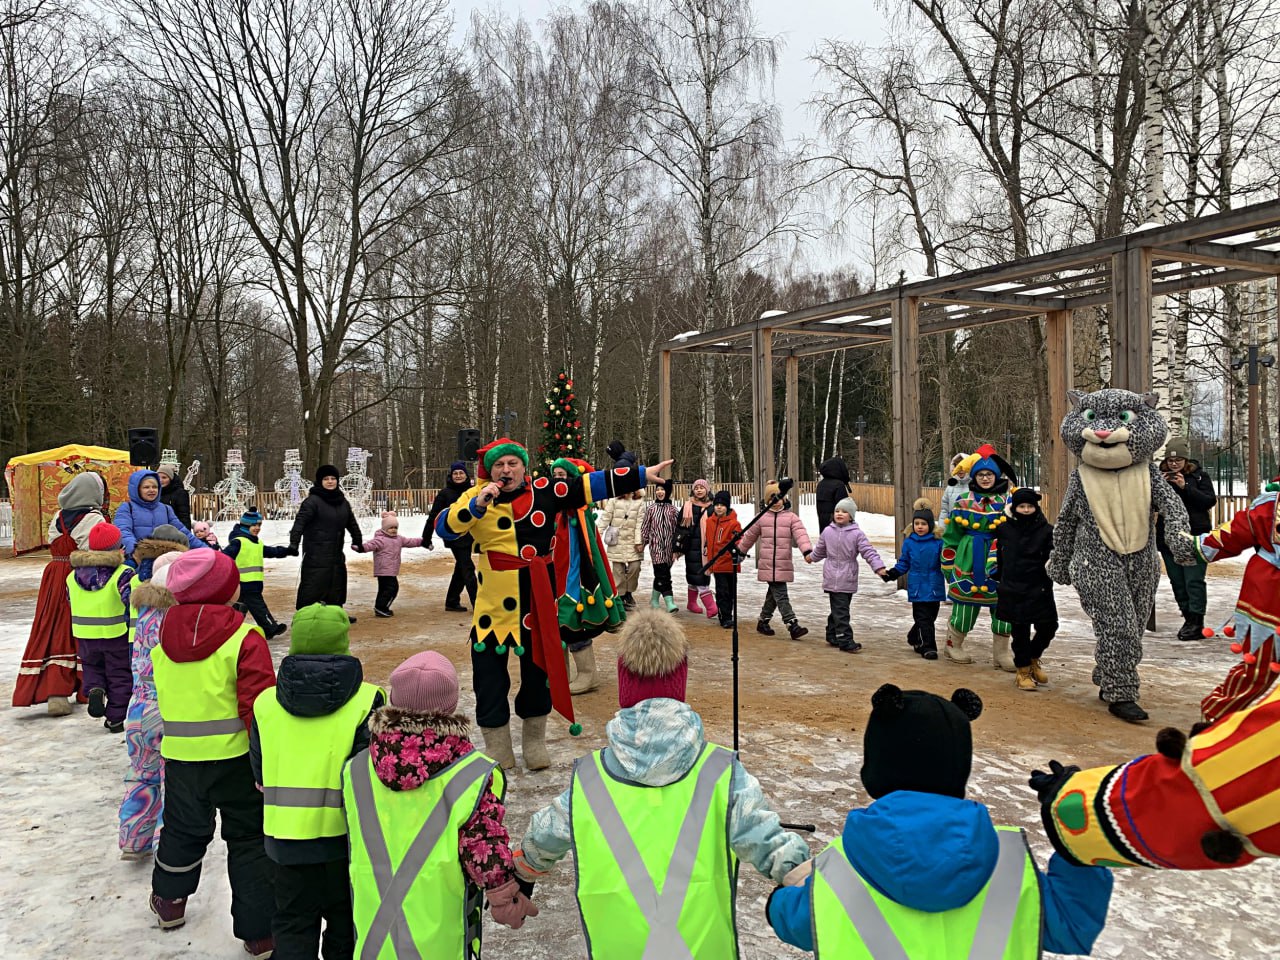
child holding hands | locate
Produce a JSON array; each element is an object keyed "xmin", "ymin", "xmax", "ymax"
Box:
[
  {"xmin": 808, "ymin": 498, "xmax": 885, "ymax": 652},
  {"xmin": 360, "ymin": 510, "xmax": 426, "ymax": 617},
  {"xmin": 884, "ymin": 500, "xmax": 947, "ymax": 659}
]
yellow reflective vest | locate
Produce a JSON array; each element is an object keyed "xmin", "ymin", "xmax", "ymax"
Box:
[
  {"xmin": 570, "ymin": 743, "xmax": 738, "ymax": 959},
  {"xmin": 152, "ymin": 620, "xmax": 254, "ymax": 761},
  {"xmin": 344, "ymin": 748, "xmax": 503, "ymax": 960},
  {"xmin": 234, "ymin": 537, "xmax": 265, "ymax": 584},
  {"xmin": 255, "ymin": 681, "xmax": 380, "ymax": 841},
  {"xmin": 66, "ymin": 566, "xmax": 129, "ymax": 640},
  {"xmin": 811, "ymin": 828, "xmax": 1043, "ymax": 959}
]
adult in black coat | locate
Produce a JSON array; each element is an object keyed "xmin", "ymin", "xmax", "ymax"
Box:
[
  {"xmin": 424, "ymin": 461, "xmax": 477, "ymax": 612},
  {"xmin": 157, "ymin": 465, "xmax": 192, "ymax": 530},
  {"xmin": 288, "ymin": 464, "xmax": 364, "ymax": 612},
  {"xmin": 994, "ymin": 487, "xmax": 1058, "ymax": 686},
  {"xmin": 816, "ymin": 456, "xmax": 852, "ymax": 532},
  {"xmin": 1154, "ymin": 441, "xmax": 1217, "ymax": 640}
]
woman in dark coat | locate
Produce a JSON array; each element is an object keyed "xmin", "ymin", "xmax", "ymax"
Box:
[
  {"xmin": 994, "ymin": 487, "xmax": 1058, "ymax": 690},
  {"xmin": 288, "ymin": 464, "xmax": 364, "ymax": 614},
  {"xmin": 424, "ymin": 461, "xmax": 477, "ymax": 612},
  {"xmin": 816, "ymin": 457, "xmax": 852, "ymax": 532},
  {"xmin": 157, "ymin": 465, "xmax": 193, "ymax": 530}
]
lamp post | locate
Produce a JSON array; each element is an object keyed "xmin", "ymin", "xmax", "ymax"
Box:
[
  {"xmin": 1231, "ymin": 344, "xmax": 1275, "ymax": 498},
  {"xmin": 854, "ymin": 417, "xmax": 867, "ymax": 483},
  {"xmin": 253, "ymin": 447, "xmax": 267, "ymax": 509}
]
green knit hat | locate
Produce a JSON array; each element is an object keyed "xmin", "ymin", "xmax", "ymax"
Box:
[
  {"xmin": 288, "ymin": 603, "xmax": 351, "ymax": 656},
  {"xmin": 479, "ymin": 437, "xmax": 529, "ymax": 478}
]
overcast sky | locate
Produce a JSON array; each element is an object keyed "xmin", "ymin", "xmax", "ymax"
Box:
[{"xmin": 448, "ymin": 0, "xmax": 889, "ymax": 144}]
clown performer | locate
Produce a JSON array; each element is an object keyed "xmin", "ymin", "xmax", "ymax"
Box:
[
  {"xmin": 940, "ymin": 444, "xmax": 1019, "ymax": 670},
  {"xmin": 1195, "ymin": 480, "xmax": 1280, "ymax": 722},
  {"xmin": 551, "ymin": 458, "xmax": 625, "ymax": 697},
  {"xmin": 437, "ymin": 438, "xmax": 671, "ymax": 772}
]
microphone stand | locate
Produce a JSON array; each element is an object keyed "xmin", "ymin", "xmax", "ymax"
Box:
[{"xmin": 697, "ymin": 489, "xmax": 815, "ymax": 833}]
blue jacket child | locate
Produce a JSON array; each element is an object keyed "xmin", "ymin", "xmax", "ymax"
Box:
[
  {"xmin": 766, "ymin": 684, "xmax": 1113, "ymax": 957},
  {"xmin": 884, "ymin": 502, "xmax": 947, "ymax": 658},
  {"xmin": 114, "ymin": 470, "xmax": 206, "ymax": 561},
  {"xmin": 223, "ymin": 508, "xmax": 290, "ymax": 638}
]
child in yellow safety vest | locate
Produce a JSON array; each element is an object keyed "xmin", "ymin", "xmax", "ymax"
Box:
[
  {"xmin": 148, "ymin": 549, "xmax": 278, "ymax": 959},
  {"xmin": 514, "ymin": 609, "xmax": 811, "ymax": 959},
  {"xmin": 341, "ymin": 650, "xmax": 537, "ymax": 959},
  {"xmin": 249, "ymin": 602, "xmax": 384, "ymax": 959},
  {"xmin": 66, "ymin": 522, "xmax": 135, "ymax": 733},
  {"xmin": 224, "ymin": 507, "xmax": 290, "ymax": 639},
  {"xmin": 765, "ymin": 684, "xmax": 1115, "ymax": 957}
]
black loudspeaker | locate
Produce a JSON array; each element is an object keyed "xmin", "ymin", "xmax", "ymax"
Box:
[
  {"xmin": 457, "ymin": 429, "xmax": 482, "ymax": 462},
  {"xmin": 128, "ymin": 427, "xmax": 160, "ymax": 467}
]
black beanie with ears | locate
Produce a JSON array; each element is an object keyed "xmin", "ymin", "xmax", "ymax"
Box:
[{"xmin": 860, "ymin": 684, "xmax": 983, "ymax": 800}]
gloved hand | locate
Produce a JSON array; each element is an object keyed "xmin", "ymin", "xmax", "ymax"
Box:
[
  {"xmin": 487, "ymin": 879, "xmax": 539, "ymax": 930},
  {"xmin": 287, "ymin": 545, "xmax": 300, "ymax": 557},
  {"xmin": 1028, "ymin": 759, "xmax": 1080, "ymax": 804},
  {"xmin": 423, "ymin": 539, "xmax": 434, "ymax": 550},
  {"xmin": 352, "ymin": 541, "xmax": 364, "ymax": 553},
  {"xmin": 882, "ymin": 568, "xmax": 901, "ymax": 581}
]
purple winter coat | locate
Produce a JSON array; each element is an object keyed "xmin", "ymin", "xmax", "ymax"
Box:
[
  {"xmin": 738, "ymin": 507, "xmax": 813, "ymax": 583},
  {"xmin": 361, "ymin": 529, "xmax": 424, "ymax": 577},
  {"xmin": 809, "ymin": 521, "xmax": 885, "ymax": 594}
]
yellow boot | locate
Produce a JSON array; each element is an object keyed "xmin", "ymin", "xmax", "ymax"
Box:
[
  {"xmin": 1030, "ymin": 658, "xmax": 1049, "ymax": 685},
  {"xmin": 1015, "ymin": 666, "xmax": 1038, "ymax": 691}
]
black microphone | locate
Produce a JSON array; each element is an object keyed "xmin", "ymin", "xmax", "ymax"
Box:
[{"xmin": 777, "ymin": 476, "xmax": 794, "ymax": 496}]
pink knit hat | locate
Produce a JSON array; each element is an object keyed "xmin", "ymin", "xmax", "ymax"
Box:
[
  {"xmin": 151, "ymin": 551, "xmax": 181, "ymax": 588},
  {"xmin": 617, "ymin": 609, "xmax": 690, "ymax": 708},
  {"xmin": 167, "ymin": 550, "xmax": 240, "ymax": 604},
  {"xmin": 389, "ymin": 651, "xmax": 459, "ymax": 715},
  {"xmin": 381, "ymin": 510, "xmax": 398, "ymax": 532}
]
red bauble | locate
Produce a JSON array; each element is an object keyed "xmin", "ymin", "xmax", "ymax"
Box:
[
  {"xmin": 568, "ymin": 393, "xmax": 575, "ymax": 400},
  {"xmin": 574, "ymin": 420, "xmax": 582, "ymax": 427},
  {"xmin": 558, "ymin": 373, "xmax": 566, "ymax": 380},
  {"xmin": 554, "ymin": 433, "xmax": 560, "ymax": 439},
  {"xmin": 566, "ymin": 380, "xmax": 573, "ymax": 388},
  {"xmin": 542, "ymin": 421, "xmax": 548, "ymax": 428}
]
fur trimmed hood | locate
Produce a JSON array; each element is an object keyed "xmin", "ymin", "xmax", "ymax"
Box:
[
  {"xmin": 131, "ymin": 580, "xmax": 177, "ymax": 611},
  {"xmin": 133, "ymin": 537, "xmax": 190, "ymax": 562},
  {"xmin": 368, "ymin": 707, "xmax": 477, "ymax": 792},
  {"xmin": 70, "ymin": 548, "xmax": 125, "ymax": 569},
  {"xmin": 370, "ymin": 706, "xmax": 471, "ymax": 740},
  {"xmin": 618, "ymin": 608, "xmax": 688, "ymax": 677}
]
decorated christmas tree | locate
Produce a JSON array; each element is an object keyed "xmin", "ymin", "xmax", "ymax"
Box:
[{"xmin": 537, "ymin": 369, "xmax": 583, "ymax": 474}]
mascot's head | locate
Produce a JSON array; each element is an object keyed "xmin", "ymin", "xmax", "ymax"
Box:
[{"xmin": 1062, "ymin": 389, "xmax": 1167, "ymax": 471}]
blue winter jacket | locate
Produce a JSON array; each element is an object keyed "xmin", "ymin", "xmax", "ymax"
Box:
[
  {"xmin": 890, "ymin": 532, "xmax": 947, "ymax": 602},
  {"xmin": 114, "ymin": 470, "xmax": 206, "ymax": 559},
  {"xmin": 766, "ymin": 791, "xmax": 1113, "ymax": 955}
]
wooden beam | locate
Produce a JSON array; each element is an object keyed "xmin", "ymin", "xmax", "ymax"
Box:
[
  {"xmin": 785, "ymin": 355, "xmax": 799, "ymax": 480},
  {"xmin": 1042, "ymin": 310, "xmax": 1074, "ymax": 521},
  {"xmin": 890, "ymin": 294, "xmax": 921, "ymax": 537},
  {"xmin": 1152, "ymin": 241, "xmax": 1280, "ymax": 273},
  {"xmin": 751, "ymin": 327, "xmax": 774, "ymax": 505},
  {"xmin": 659, "ymin": 349, "xmax": 672, "ymax": 463},
  {"xmin": 924, "ymin": 290, "xmax": 1069, "ymax": 312}
]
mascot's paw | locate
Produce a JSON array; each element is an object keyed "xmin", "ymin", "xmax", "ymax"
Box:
[
  {"xmin": 1028, "ymin": 759, "xmax": 1080, "ymax": 804},
  {"xmin": 1201, "ymin": 830, "xmax": 1247, "ymax": 865}
]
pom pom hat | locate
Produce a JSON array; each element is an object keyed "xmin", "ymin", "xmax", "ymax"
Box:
[
  {"xmin": 166, "ymin": 549, "xmax": 240, "ymax": 605},
  {"xmin": 476, "ymin": 438, "xmax": 529, "ymax": 480},
  {"xmin": 88, "ymin": 523, "xmax": 123, "ymax": 551},
  {"xmin": 617, "ymin": 608, "xmax": 690, "ymax": 708},
  {"xmin": 860, "ymin": 683, "xmax": 983, "ymax": 800},
  {"xmin": 239, "ymin": 508, "xmax": 264, "ymax": 527},
  {"xmin": 389, "ymin": 651, "xmax": 459, "ymax": 715},
  {"xmin": 381, "ymin": 510, "xmax": 398, "ymax": 532}
]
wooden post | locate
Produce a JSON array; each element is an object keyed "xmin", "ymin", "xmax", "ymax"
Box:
[
  {"xmin": 659, "ymin": 349, "xmax": 672, "ymax": 464},
  {"xmin": 1110, "ymin": 248, "xmax": 1153, "ymax": 392},
  {"xmin": 1043, "ymin": 310, "xmax": 1074, "ymax": 520},
  {"xmin": 1248, "ymin": 343, "xmax": 1261, "ymax": 498},
  {"xmin": 751, "ymin": 327, "xmax": 774, "ymax": 507},
  {"xmin": 890, "ymin": 294, "xmax": 921, "ymax": 537},
  {"xmin": 785, "ymin": 355, "xmax": 800, "ymax": 480}
]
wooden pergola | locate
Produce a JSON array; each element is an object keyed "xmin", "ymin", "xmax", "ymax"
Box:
[{"xmin": 658, "ymin": 199, "xmax": 1280, "ymax": 532}]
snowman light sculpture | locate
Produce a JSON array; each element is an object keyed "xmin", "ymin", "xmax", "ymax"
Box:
[
  {"xmin": 341, "ymin": 446, "xmax": 375, "ymax": 519},
  {"xmin": 272, "ymin": 449, "xmax": 305, "ymax": 519},
  {"xmin": 213, "ymin": 448, "xmax": 257, "ymax": 521}
]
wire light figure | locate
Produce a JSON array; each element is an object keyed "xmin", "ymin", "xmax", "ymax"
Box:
[
  {"xmin": 341, "ymin": 446, "xmax": 375, "ymax": 518},
  {"xmin": 271, "ymin": 449, "xmax": 304, "ymax": 519},
  {"xmin": 212, "ymin": 449, "xmax": 257, "ymax": 521}
]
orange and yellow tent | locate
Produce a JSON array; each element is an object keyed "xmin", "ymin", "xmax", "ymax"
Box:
[{"xmin": 4, "ymin": 444, "xmax": 134, "ymax": 555}]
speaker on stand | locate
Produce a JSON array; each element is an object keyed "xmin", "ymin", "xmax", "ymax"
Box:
[
  {"xmin": 128, "ymin": 428, "xmax": 160, "ymax": 468},
  {"xmin": 457, "ymin": 429, "xmax": 481, "ymax": 463}
]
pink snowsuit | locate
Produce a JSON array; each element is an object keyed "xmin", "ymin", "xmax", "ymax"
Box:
[
  {"xmin": 118, "ymin": 600, "xmax": 168, "ymax": 855},
  {"xmin": 361, "ymin": 529, "xmax": 425, "ymax": 576}
]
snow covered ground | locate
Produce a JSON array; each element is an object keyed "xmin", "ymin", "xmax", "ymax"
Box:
[{"xmin": 1, "ymin": 509, "xmax": 1276, "ymax": 959}]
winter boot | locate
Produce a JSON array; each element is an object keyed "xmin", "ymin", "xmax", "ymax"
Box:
[
  {"xmin": 687, "ymin": 588, "xmax": 702, "ymax": 614},
  {"xmin": 120, "ymin": 848, "xmax": 152, "ymax": 862},
  {"xmin": 701, "ymin": 590, "xmax": 718, "ymax": 619},
  {"xmin": 1177, "ymin": 613, "xmax": 1203, "ymax": 642},
  {"xmin": 664, "ymin": 594, "xmax": 678, "ymax": 614},
  {"xmin": 150, "ymin": 894, "xmax": 187, "ymax": 930},
  {"xmin": 46, "ymin": 697, "xmax": 72, "ymax": 717},
  {"xmin": 1029, "ymin": 658, "xmax": 1049, "ymax": 684},
  {"xmin": 375, "ymin": 607, "xmax": 393, "ymax": 618},
  {"xmin": 569, "ymin": 646, "xmax": 598, "ymax": 695},
  {"xmin": 991, "ymin": 633, "xmax": 1016, "ymax": 672},
  {"xmin": 786, "ymin": 620, "xmax": 809, "ymax": 640},
  {"xmin": 1015, "ymin": 666, "xmax": 1038, "ymax": 691},
  {"xmin": 757, "ymin": 619, "xmax": 775, "ymax": 636},
  {"xmin": 522, "ymin": 716, "xmax": 551, "ymax": 771},
  {"xmin": 1108, "ymin": 701, "xmax": 1149, "ymax": 723},
  {"xmin": 650, "ymin": 590, "xmax": 663, "ymax": 609},
  {"xmin": 105, "ymin": 719, "xmax": 125, "ymax": 734},
  {"xmin": 87, "ymin": 687, "xmax": 107, "ymax": 718},
  {"xmin": 480, "ymin": 724, "xmax": 517, "ymax": 771},
  {"xmin": 243, "ymin": 937, "xmax": 275, "ymax": 959},
  {"xmin": 944, "ymin": 626, "xmax": 973, "ymax": 664}
]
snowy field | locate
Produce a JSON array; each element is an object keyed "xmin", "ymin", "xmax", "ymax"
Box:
[{"xmin": 1, "ymin": 507, "xmax": 1276, "ymax": 959}]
